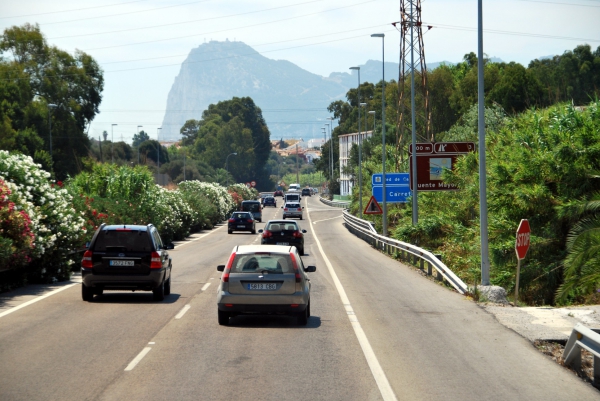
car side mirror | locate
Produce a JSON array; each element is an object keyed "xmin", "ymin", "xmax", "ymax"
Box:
[
  {"xmin": 258, "ymin": 229, "xmax": 264, "ymax": 233},
  {"xmin": 217, "ymin": 265, "xmax": 225, "ymax": 272},
  {"xmin": 165, "ymin": 243, "xmax": 175, "ymax": 250},
  {"xmin": 280, "ymin": 206, "xmax": 283, "ymax": 208},
  {"xmin": 302, "ymin": 207, "xmax": 305, "ymax": 209},
  {"xmin": 302, "ymin": 229, "xmax": 307, "ymax": 233},
  {"xmin": 304, "ymin": 265, "xmax": 316, "ymax": 273}
]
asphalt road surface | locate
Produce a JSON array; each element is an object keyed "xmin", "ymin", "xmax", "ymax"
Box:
[{"xmin": 1, "ymin": 195, "xmax": 598, "ymax": 400}]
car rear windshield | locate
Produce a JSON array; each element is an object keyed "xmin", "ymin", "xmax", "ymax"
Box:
[
  {"xmin": 266, "ymin": 222, "xmax": 298, "ymax": 232},
  {"xmin": 93, "ymin": 229, "xmax": 152, "ymax": 252},
  {"xmin": 230, "ymin": 253, "xmax": 293, "ymax": 274},
  {"xmin": 232, "ymin": 213, "xmax": 251, "ymax": 219},
  {"xmin": 242, "ymin": 202, "xmax": 260, "ymax": 212},
  {"xmin": 286, "ymin": 203, "xmax": 300, "ymax": 208}
]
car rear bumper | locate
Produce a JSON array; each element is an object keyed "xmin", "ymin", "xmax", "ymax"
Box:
[
  {"xmin": 228, "ymin": 224, "xmax": 253, "ymax": 231},
  {"xmin": 282, "ymin": 213, "xmax": 302, "ymax": 218},
  {"xmin": 218, "ymin": 303, "xmax": 308, "ymax": 314},
  {"xmin": 82, "ymin": 269, "xmax": 165, "ymax": 290}
]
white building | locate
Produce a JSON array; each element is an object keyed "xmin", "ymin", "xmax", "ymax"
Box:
[{"xmin": 339, "ymin": 130, "xmax": 373, "ymax": 196}]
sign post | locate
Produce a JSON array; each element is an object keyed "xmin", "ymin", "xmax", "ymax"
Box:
[{"xmin": 514, "ymin": 219, "xmax": 531, "ymax": 305}]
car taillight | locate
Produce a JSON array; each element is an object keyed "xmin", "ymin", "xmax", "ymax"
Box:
[
  {"xmin": 297, "ymin": 208, "xmax": 302, "ymax": 211},
  {"xmin": 293, "ymin": 231, "xmax": 303, "ymax": 238},
  {"xmin": 284, "ymin": 208, "xmax": 288, "ymax": 211},
  {"xmin": 150, "ymin": 251, "xmax": 162, "ymax": 269},
  {"xmin": 222, "ymin": 252, "xmax": 236, "ymax": 282},
  {"xmin": 228, "ymin": 218, "xmax": 235, "ymax": 223},
  {"xmin": 290, "ymin": 253, "xmax": 301, "ymax": 283},
  {"xmin": 82, "ymin": 250, "xmax": 93, "ymax": 268},
  {"xmin": 247, "ymin": 219, "xmax": 253, "ymax": 223},
  {"xmin": 262, "ymin": 230, "xmax": 272, "ymax": 238}
]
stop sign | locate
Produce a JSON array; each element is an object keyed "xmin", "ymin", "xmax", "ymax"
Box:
[{"xmin": 515, "ymin": 219, "xmax": 531, "ymax": 260}]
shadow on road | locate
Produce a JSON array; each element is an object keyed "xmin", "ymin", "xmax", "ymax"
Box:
[
  {"xmin": 226, "ymin": 315, "xmax": 322, "ymax": 329},
  {"xmin": 88, "ymin": 292, "xmax": 181, "ymax": 304}
]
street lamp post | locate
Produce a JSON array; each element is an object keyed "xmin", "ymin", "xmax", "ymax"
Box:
[
  {"xmin": 111, "ymin": 123, "xmax": 118, "ymax": 163},
  {"xmin": 48, "ymin": 104, "xmax": 57, "ymax": 170},
  {"xmin": 137, "ymin": 125, "xmax": 143, "ymax": 164},
  {"xmin": 350, "ymin": 66, "xmax": 363, "ymax": 217},
  {"xmin": 296, "ymin": 141, "xmax": 300, "ymax": 185},
  {"xmin": 371, "ymin": 33, "xmax": 387, "ymax": 236},
  {"xmin": 368, "ymin": 110, "xmax": 376, "ymax": 134},
  {"xmin": 156, "ymin": 127, "xmax": 162, "ymax": 169},
  {"xmin": 326, "ymin": 117, "xmax": 334, "ymax": 193},
  {"xmin": 226, "ymin": 152, "xmax": 237, "ymax": 187}
]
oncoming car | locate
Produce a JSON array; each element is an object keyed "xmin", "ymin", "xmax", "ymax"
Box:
[{"xmin": 216, "ymin": 245, "xmax": 316, "ymax": 326}]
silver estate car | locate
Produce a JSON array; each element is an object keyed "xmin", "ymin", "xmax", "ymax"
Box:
[{"xmin": 216, "ymin": 245, "xmax": 316, "ymax": 326}]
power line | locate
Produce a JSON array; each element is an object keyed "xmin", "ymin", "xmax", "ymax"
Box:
[
  {"xmin": 0, "ymin": 0, "xmax": 150, "ymax": 19},
  {"xmin": 48, "ymin": 0, "xmax": 324, "ymax": 39}
]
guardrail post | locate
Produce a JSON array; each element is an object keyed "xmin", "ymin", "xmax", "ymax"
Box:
[
  {"xmin": 419, "ymin": 258, "xmax": 424, "ymax": 271},
  {"xmin": 427, "ymin": 262, "xmax": 433, "ymax": 276}
]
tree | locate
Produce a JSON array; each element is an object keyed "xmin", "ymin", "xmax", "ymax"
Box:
[
  {"xmin": 0, "ymin": 23, "xmax": 104, "ymax": 179},
  {"xmin": 132, "ymin": 130, "xmax": 150, "ymax": 147}
]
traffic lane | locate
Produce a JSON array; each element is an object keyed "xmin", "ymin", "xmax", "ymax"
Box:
[
  {"xmin": 95, "ymin": 223, "xmax": 383, "ymax": 400},
  {"xmin": 0, "ymin": 221, "xmax": 265, "ymax": 401},
  {"xmin": 313, "ymin": 216, "xmax": 599, "ymax": 400}
]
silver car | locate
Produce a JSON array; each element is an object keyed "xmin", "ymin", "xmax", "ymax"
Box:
[
  {"xmin": 282, "ymin": 202, "xmax": 304, "ymax": 219},
  {"xmin": 216, "ymin": 245, "xmax": 316, "ymax": 326}
]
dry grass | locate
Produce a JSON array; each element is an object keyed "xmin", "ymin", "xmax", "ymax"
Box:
[{"xmin": 534, "ymin": 340, "xmax": 598, "ymax": 387}]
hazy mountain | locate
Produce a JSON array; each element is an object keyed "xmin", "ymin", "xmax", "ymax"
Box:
[{"xmin": 160, "ymin": 41, "xmax": 501, "ymax": 140}]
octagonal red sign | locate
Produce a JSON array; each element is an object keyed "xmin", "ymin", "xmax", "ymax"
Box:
[{"xmin": 515, "ymin": 219, "xmax": 531, "ymax": 260}]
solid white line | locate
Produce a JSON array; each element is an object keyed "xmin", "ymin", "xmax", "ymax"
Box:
[
  {"xmin": 201, "ymin": 283, "xmax": 211, "ymax": 291},
  {"xmin": 306, "ymin": 204, "xmax": 398, "ymax": 401},
  {"xmin": 0, "ymin": 283, "xmax": 78, "ymax": 319},
  {"xmin": 175, "ymin": 304, "xmax": 191, "ymax": 319},
  {"xmin": 124, "ymin": 347, "xmax": 152, "ymax": 371},
  {"xmin": 312, "ymin": 215, "xmax": 342, "ymax": 225},
  {"xmin": 173, "ymin": 224, "xmax": 225, "ymax": 249}
]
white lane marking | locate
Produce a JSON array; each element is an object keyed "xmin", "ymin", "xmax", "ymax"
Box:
[
  {"xmin": 124, "ymin": 347, "xmax": 152, "ymax": 371},
  {"xmin": 312, "ymin": 215, "xmax": 342, "ymax": 225},
  {"xmin": 173, "ymin": 224, "xmax": 225, "ymax": 249},
  {"xmin": 148, "ymin": 342, "xmax": 155, "ymax": 345},
  {"xmin": 0, "ymin": 283, "xmax": 78, "ymax": 319},
  {"xmin": 201, "ymin": 283, "xmax": 211, "ymax": 291},
  {"xmin": 307, "ymin": 204, "xmax": 398, "ymax": 401},
  {"xmin": 175, "ymin": 304, "xmax": 191, "ymax": 319}
]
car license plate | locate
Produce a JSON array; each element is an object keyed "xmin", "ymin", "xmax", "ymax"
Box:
[
  {"xmin": 237, "ymin": 225, "xmax": 245, "ymax": 228},
  {"xmin": 110, "ymin": 260, "xmax": 134, "ymax": 267},
  {"xmin": 276, "ymin": 242, "xmax": 289, "ymax": 245},
  {"xmin": 247, "ymin": 283, "xmax": 277, "ymax": 290}
]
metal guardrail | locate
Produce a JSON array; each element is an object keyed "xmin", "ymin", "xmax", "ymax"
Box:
[
  {"xmin": 342, "ymin": 210, "xmax": 468, "ymax": 294},
  {"xmin": 319, "ymin": 196, "xmax": 350, "ymax": 209},
  {"xmin": 563, "ymin": 323, "xmax": 600, "ymax": 384}
]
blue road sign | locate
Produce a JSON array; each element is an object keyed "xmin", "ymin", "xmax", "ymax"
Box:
[
  {"xmin": 372, "ymin": 173, "xmax": 410, "ymax": 187},
  {"xmin": 372, "ymin": 186, "xmax": 411, "ymax": 203}
]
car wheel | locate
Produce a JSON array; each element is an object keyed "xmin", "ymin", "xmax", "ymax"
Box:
[
  {"xmin": 300, "ymin": 216, "xmax": 303, "ymax": 220},
  {"xmin": 153, "ymin": 278, "xmax": 165, "ymax": 301},
  {"xmin": 94, "ymin": 288, "xmax": 103, "ymax": 296},
  {"xmin": 252, "ymin": 228, "xmax": 256, "ymax": 234},
  {"xmin": 218, "ymin": 309, "xmax": 229, "ymax": 326},
  {"xmin": 82, "ymin": 283, "xmax": 94, "ymax": 302},
  {"xmin": 164, "ymin": 276, "xmax": 171, "ymax": 296},
  {"xmin": 228, "ymin": 230, "xmax": 232, "ymax": 234},
  {"xmin": 299, "ymin": 246, "xmax": 304, "ymax": 256},
  {"xmin": 297, "ymin": 306, "xmax": 308, "ymax": 326},
  {"xmin": 307, "ymin": 300, "xmax": 311, "ymax": 318}
]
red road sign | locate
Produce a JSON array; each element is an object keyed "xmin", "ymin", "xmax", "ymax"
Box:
[
  {"xmin": 245, "ymin": 182, "xmax": 251, "ymax": 188},
  {"xmin": 364, "ymin": 196, "xmax": 383, "ymax": 215},
  {"xmin": 250, "ymin": 180, "xmax": 256, "ymax": 187},
  {"xmin": 433, "ymin": 142, "xmax": 475, "ymax": 154},
  {"xmin": 409, "ymin": 155, "xmax": 460, "ymax": 191},
  {"xmin": 515, "ymin": 219, "xmax": 531, "ymax": 260}
]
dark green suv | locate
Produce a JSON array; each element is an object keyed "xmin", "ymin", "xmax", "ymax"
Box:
[{"xmin": 81, "ymin": 224, "xmax": 174, "ymax": 302}]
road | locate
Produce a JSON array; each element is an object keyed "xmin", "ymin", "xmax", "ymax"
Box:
[{"xmin": 0, "ymin": 196, "xmax": 597, "ymax": 400}]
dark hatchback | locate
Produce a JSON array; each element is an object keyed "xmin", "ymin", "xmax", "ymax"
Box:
[
  {"xmin": 301, "ymin": 188, "xmax": 311, "ymax": 196},
  {"xmin": 263, "ymin": 196, "xmax": 277, "ymax": 207},
  {"xmin": 228, "ymin": 211, "xmax": 256, "ymax": 234},
  {"xmin": 274, "ymin": 190, "xmax": 283, "ymax": 197},
  {"xmin": 81, "ymin": 224, "xmax": 174, "ymax": 302},
  {"xmin": 259, "ymin": 220, "xmax": 307, "ymax": 255}
]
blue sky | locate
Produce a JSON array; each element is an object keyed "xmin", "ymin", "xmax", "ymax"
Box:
[{"xmin": 1, "ymin": 0, "xmax": 599, "ymax": 142}]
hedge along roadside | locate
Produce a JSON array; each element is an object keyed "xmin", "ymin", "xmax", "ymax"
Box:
[{"xmin": 1, "ymin": 157, "xmax": 256, "ymax": 287}]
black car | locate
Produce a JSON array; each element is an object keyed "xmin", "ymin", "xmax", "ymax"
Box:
[
  {"xmin": 81, "ymin": 224, "xmax": 174, "ymax": 302},
  {"xmin": 274, "ymin": 190, "xmax": 284, "ymax": 197},
  {"xmin": 259, "ymin": 220, "xmax": 307, "ymax": 255},
  {"xmin": 301, "ymin": 188, "xmax": 311, "ymax": 196},
  {"xmin": 263, "ymin": 196, "xmax": 277, "ymax": 207},
  {"xmin": 228, "ymin": 211, "xmax": 256, "ymax": 234}
]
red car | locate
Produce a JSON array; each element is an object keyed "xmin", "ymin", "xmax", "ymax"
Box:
[{"xmin": 274, "ymin": 190, "xmax": 284, "ymax": 197}]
